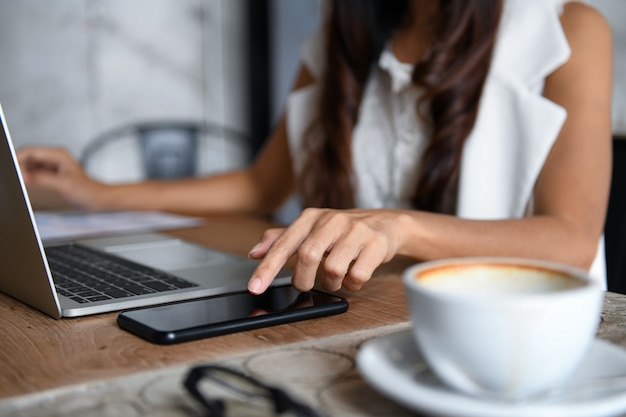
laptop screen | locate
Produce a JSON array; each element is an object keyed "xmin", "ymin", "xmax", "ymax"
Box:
[{"xmin": 0, "ymin": 106, "xmax": 62, "ymax": 318}]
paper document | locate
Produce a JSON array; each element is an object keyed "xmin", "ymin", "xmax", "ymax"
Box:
[{"xmin": 34, "ymin": 211, "xmax": 202, "ymax": 241}]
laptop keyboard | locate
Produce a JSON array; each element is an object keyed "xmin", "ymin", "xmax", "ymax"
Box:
[{"xmin": 46, "ymin": 244, "xmax": 198, "ymax": 304}]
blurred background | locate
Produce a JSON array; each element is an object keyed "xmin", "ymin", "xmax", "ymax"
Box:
[
  {"xmin": 0, "ymin": 0, "xmax": 623, "ymax": 177},
  {"xmin": 0, "ymin": 1, "xmax": 624, "ymax": 291},
  {"xmin": 0, "ymin": 0, "xmax": 321, "ymax": 181}
]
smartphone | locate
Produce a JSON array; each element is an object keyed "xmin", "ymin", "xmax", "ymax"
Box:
[{"xmin": 116, "ymin": 285, "xmax": 348, "ymax": 344}]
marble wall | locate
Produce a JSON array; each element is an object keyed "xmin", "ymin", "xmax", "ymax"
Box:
[{"xmin": 0, "ymin": 0, "xmax": 250, "ymax": 180}]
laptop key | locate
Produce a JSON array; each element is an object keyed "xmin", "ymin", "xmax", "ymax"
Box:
[
  {"xmin": 124, "ymin": 284, "xmax": 158, "ymax": 296},
  {"xmin": 73, "ymin": 290, "xmax": 101, "ymax": 298},
  {"xmin": 103, "ymin": 289, "xmax": 134, "ymax": 299},
  {"xmin": 142, "ymin": 281, "xmax": 175, "ymax": 292}
]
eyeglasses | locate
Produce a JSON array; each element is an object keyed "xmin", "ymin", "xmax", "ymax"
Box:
[{"xmin": 183, "ymin": 364, "xmax": 325, "ymax": 417}]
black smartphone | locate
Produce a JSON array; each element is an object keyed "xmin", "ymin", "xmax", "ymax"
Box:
[{"xmin": 116, "ymin": 285, "xmax": 348, "ymax": 344}]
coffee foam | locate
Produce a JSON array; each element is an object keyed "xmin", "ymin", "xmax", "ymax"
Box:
[{"xmin": 416, "ymin": 264, "xmax": 583, "ymax": 295}]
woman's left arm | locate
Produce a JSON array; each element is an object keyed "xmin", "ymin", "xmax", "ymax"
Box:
[{"xmin": 247, "ymin": 3, "xmax": 613, "ymax": 294}]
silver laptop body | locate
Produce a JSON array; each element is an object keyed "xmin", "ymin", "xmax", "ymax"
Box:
[{"xmin": 0, "ymin": 104, "xmax": 291, "ymax": 318}]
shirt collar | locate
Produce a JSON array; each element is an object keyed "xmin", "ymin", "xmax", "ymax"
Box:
[{"xmin": 378, "ymin": 46, "xmax": 415, "ymax": 93}]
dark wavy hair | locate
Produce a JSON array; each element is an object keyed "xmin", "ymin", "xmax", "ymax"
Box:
[{"xmin": 298, "ymin": 0, "xmax": 503, "ymax": 214}]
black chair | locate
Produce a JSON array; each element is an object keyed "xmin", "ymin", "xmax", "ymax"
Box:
[
  {"xmin": 605, "ymin": 136, "xmax": 626, "ymax": 294},
  {"xmin": 80, "ymin": 121, "xmax": 250, "ymax": 181}
]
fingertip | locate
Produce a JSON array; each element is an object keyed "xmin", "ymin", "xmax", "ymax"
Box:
[
  {"xmin": 248, "ymin": 276, "xmax": 265, "ymax": 294},
  {"xmin": 247, "ymin": 242, "xmax": 263, "ymax": 259}
]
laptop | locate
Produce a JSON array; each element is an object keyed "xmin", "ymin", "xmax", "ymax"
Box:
[{"xmin": 0, "ymin": 104, "xmax": 292, "ymax": 318}]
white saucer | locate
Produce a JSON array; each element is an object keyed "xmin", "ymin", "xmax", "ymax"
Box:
[{"xmin": 357, "ymin": 330, "xmax": 626, "ymax": 417}]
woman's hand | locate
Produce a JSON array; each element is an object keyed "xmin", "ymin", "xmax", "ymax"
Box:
[
  {"xmin": 247, "ymin": 208, "xmax": 408, "ymax": 294},
  {"xmin": 17, "ymin": 146, "xmax": 107, "ymax": 210}
]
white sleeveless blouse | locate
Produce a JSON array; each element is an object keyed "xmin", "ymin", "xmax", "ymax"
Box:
[{"xmin": 285, "ymin": 0, "xmax": 606, "ymax": 286}]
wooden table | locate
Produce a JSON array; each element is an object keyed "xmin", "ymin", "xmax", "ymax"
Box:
[
  {"xmin": 1, "ymin": 214, "xmax": 625, "ymax": 416},
  {"xmin": 0, "ymin": 216, "xmax": 412, "ymax": 397}
]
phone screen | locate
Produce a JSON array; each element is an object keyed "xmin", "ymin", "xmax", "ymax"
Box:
[{"xmin": 117, "ymin": 285, "xmax": 348, "ymax": 344}]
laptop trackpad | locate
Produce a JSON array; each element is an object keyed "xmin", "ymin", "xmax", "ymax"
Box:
[{"xmin": 103, "ymin": 240, "xmax": 235, "ymax": 271}]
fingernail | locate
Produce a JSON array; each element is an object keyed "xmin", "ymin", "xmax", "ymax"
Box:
[
  {"xmin": 248, "ymin": 277, "xmax": 263, "ymax": 294},
  {"xmin": 247, "ymin": 243, "xmax": 262, "ymax": 258}
]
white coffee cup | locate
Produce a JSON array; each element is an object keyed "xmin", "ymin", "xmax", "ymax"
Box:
[{"xmin": 403, "ymin": 257, "xmax": 604, "ymax": 399}]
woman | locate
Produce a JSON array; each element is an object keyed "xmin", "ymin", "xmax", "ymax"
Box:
[{"xmin": 18, "ymin": 0, "xmax": 612, "ymax": 296}]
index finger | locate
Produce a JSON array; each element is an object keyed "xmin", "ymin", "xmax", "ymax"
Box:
[{"xmin": 247, "ymin": 222, "xmax": 312, "ymax": 294}]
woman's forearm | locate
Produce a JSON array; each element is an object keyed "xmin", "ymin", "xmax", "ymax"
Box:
[
  {"xmin": 95, "ymin": 168, "xmax": 289, "ymax": 216},
  {"xmin": 395, "ymin": 210, "xmax": 601, "ymax": 271}
]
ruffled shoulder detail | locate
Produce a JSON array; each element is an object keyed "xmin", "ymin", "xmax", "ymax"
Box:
[
  {"xmin": 457, "ymin": 0, "xmax": 571, "ymax": 220},
  {"xmin": 492, "ymin": 0, "xmax": 571, "ymax": 88}
]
